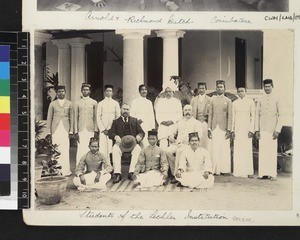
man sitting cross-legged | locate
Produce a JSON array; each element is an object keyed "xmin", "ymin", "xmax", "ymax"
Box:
[
  {"xmin": 175, "ymin": 132, "xmax": 214, "ymax": 189},
  {"xmin": 132, "ymin": 130, "xmax": 169, "ymax": 189},
  {"xmin": 73, "ymin": 137, "xmax": 113, "ymax": 191}
]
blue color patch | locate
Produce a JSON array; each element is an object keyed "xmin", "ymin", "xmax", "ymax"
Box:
[{"xmin": 0, "ymin": 62, "xmax": 10, "ymax": 80}]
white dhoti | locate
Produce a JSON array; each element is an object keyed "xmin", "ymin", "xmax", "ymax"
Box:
[
  {"xmin": 112, "ymin": 144, "xmax": 141, "ymax": 174},
  {"xmin": 233, "ymin": 133, "xmax": 253, "ymax": 177},
  {"xmin": 167, "ymin": 144, "xmax": 189, "ymax": 175},
  {"xmin": 52, "ymin": 121, "xmax": 70, "ymax": 176},
  {"xmin": 99, "ymin": 132, "xmax": 112, "ymax": 160},
  {"xmin": 200, "ymin": 121, "xmax": 210, "ymax": 150},
  {"xmin": 73, "ymin": 171, "xmax": 111, "ymax": 190},
  {"xmin": 258, "ymin": 131, "xmax": 278, "ymax": 178},
  {"xmin": 176, "ymin": 171, "xmax": 214, "ymax": 189},
  {"xmin": 211, "ymin": 126, "xmax": 231, "ymax": 174},
  {"xmin": 135, "ymin": 170, "xmax": 165, "ymax": 188},
  {"xmin": 76, "ymin": 129, "xmax": 94, "ymax": 166},
  {"xmin": 158, "ymin": 124, "xmax": 175, "ymax": 150}
]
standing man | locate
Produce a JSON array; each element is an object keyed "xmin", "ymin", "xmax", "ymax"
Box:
[
  {"xmin": 131, "ymin": 84, "xmax": 155, "ymax": 148},
  {"xmin": 190, "ymin": 82, "xmax": 211, "ymax": 149},
  {"xmin": 74, "ymin": 83, "xmax": 98, "ymax": 166},
  {"xmin": 175, "ymin": 132, "xmax": 214, "ymax": 189},
  {"xmin": 232, "ymin": 87, "xmax": 255, "ymax": 178},
  {"xmin": 155, "ymin": 86, "xmax": 182, "ymax": 150},
  {"xmin": 96, "ymin": 84, "xmax": 121, "ymax": 160},
  {"xmin": 46, "ymin": 85, "xmax": 73, "ymax": 176},
  {"xmin": 108, "ymin": 103, "xmax": 145, "ymax": 183},
  {"xmin": 207, "ymin": 80, "xmax": 232, "ymax": 175},
  {"xmin": 132, "ymin": 130, "xmax": 169, "ymax": 188},
  {"xmin": 73, "ymin": 137, "xmax": 113, "ymax": 191},
  {"xmin": 255, "ymin": 79, "xmax": 282, "ymax": 181},
  {"xmin": 166, "ymin": 104, "xmax": 203, "ymax": 182}
]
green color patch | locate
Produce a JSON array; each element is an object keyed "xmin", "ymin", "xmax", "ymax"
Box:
[{"xmin": 0, "ymin": 81, "xmax": 10, "ymax": 96}]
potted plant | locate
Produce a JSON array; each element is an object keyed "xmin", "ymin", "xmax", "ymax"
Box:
[{"xmin": 35, "ymin": 132, "xmax": 68, "ymax": 205}]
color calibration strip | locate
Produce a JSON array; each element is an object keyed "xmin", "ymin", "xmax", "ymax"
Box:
[{"xmin": 0, "ymin": 45, "xmax": 11, "ymax": 196}]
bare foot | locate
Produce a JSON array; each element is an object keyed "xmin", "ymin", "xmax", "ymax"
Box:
[
  {"xmin": 270, "ymin": 177, "xmax": 277, "ymax": 181},
  {"xmin": 248, "ymin": 175, "xmax": 254, "ymax": 179}
]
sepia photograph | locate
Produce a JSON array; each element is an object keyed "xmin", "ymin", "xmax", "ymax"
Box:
[
  {"xmin": 36, "ymin": 0, "xmax": 289, "ymax": 12},
  {"xmin": 32, "ymin": 28, "xmax": 293, "ymax": 214}
]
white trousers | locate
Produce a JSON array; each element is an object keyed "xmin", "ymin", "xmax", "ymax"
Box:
[
  {"xmin": 76, "ymin": 129, "xmax": 94, "ymax": 166},
  {"xmin": 135, "ymin": 170, "xmax": 164, "ymax": 188},
  {"xmin": 259, "ymin": 131, "xmax": 278, "ymax": 178},
  {"xmin": 73, "ymin": 171, "xmax": 111, "ymax": 190},
  {"xmin": 99, "ymin": 132, "xmax": 112, "ymax": 160},
  {"xmin": 176, "ymin": 171, "xmax": 214, "ymax": 189},
  {"xmin": 167, "ymin": 143, "xmax": 189, "ymax": 175},
  {"xmin": 52, "ymin": 121, "xmax": 70, "ymax": 176},
  {"xmin": 211, "ymin": 126, "xmax": 231, "ymax": 174},
  {"xmin": 112, "ymin": 144, "xmax": 141, "ymax": 174},
  {"xmin": 233, "ymin": 132, "xmax": 254, "ymax": 177}
]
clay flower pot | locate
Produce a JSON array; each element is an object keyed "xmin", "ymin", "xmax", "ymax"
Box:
[{"xmin": 35, "ymin": 176, "xmax": 67, "ymax": 205}]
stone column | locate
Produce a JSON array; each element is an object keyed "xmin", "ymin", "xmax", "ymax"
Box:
[
  {"xmin": 115, "ymin": 30, "xmax": 150, "ymax": 104},
  {"xmin": 52, "ymin": 39, "xmax": 72, "ymax": 100},
  {"xmin": 34, "ymin": 32, "xmax": 51, "ymax": 120},
  {"xmin": 156, "ymin": 30, "xmax": 185, "ymax": 91},
  {"xmin": 69, "ymin": 37, "xmax": 92, "ymax": 103}
]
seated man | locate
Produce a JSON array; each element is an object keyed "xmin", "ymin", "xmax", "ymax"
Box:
[
  {"xmin": 167, "ymin": 104, "xmax": 203, "ymax": 183},
  {"xmin": 73, "ymin": 138, "xmax": 113, "ymax": 191},
  {"xmin": 175, "ymin": 132, "xmax": 214, "ymax": 189},
  {"xmin": 132, "ymin": 130, "xmax": 169, "ymax": 188},
  {"xmin": 108, "ymin": 103, "xmax": 145, "ymax": 183}
]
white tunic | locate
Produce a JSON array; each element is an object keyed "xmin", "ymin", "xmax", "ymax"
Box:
[
  {"xmin": 232, "ymin": 97, "xmax": 255, "ymax": 177},
  {"xmin": 155, "ymin": 97, "xmax": 182, "ymax": 140},
  {"xmin": 96, "ymin": 97, "xmax": 121, "ymax": 158}
]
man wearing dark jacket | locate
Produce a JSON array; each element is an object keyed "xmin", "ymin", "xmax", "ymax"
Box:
[{"xmin": 108, "ymin": 103, "xmax": 144, "ymax": 183}]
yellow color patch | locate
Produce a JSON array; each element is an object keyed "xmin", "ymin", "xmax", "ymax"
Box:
[{"xmin": 0, "ymin": 96, "xmax": 10, "ymax": 113}]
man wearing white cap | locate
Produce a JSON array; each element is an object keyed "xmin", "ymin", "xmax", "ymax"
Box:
[
  {"xmin": 207, "ymin": 80, "xmax": 232, "ymax": 175},
  {"xmin": 46, "ymin": 85, "xmax": 73, "ymax": 176},
  {"xmin": 96, "ymin": 84, "xmax": 120, "ymax": 160},
  {"xmin": 130, "ymin": 84, "xmax": 155, "ymax": 148},
  {"xmin": 255, "ymin": 79, "xmax": 282, "ymax": 181},
  {"xmin": 155, "ymin": 86, "xmax": 182, "ymax": 150},
  {"xmin": 74, "ymin": 83, "xmax": 98, "ymax": 166},
  {"xmin": 175, "ymin": 132, "xmax": 214, "ymax": 189}
]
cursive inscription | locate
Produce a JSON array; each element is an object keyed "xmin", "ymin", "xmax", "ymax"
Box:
[
  {"xmin": 85, "ymin": 11, "xmax": 119, "ymax": 21},
  {"xmin": 79, "ymin": 210, "xmax": 114, "ymax": 219},
  {"xmin": 149, "ymin": 210, "xmax": 176, "ymax": 220},
  {"xmin": 124, "ymin": 15, "xmax": 163, "ymax": 24},
  {"xmin": 167, "ymin": 14, "xmax": 193, "ymax": 24},
  {"xmin": 211, "ymin": 16, "xmax": 252, "ymax": 24},
  {"xmin": 184, "ymin": 210, "xmax": 228, "ymax": 220}
]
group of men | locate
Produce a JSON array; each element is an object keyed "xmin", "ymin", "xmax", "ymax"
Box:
[{"xmin": 46, "ymin": 78, "xmax": 281, "ymax": 191}]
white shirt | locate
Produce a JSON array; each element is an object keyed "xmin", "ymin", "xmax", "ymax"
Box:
[
  {"xmin": 131, "ymin": 96, "xmax": 155, "ymax": 131},
  {"xmin": 57, "ymin": 99, "xmax": 65, "ymax": 107},
  {"xmin": 155, "ymin": 97, "xmax": 182, "ymax": 125},
  {"xmin": 96, "ymin": 97, "xmax": 120, "ymax": 132},
  {"xmin": 174, "ymin": 117, "xmax": 203, "ymax": 144}
]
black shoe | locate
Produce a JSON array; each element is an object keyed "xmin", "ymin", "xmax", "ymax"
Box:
[
  {"xmin": 176, "ymin": 182, "xmax": 184, "ymax": 187},
  {"xmin": 128, "ymin": 172, "xmax": 134, "ymax": 181},
  {"xmin": 113, "ymin": 174, "xmax": 122, "ymax": 184},
  {"xmin": 170, "ymin": 176, "xmax": 179, "ymax": 184},
  {"xmin": 133, "ymin": 182, "xmax": 141, "ymax": 188}
]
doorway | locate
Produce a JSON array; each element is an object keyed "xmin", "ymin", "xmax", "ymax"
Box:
[{"xmin": 235, "ymin": 38, "xmax": 246, "ymax": 88}]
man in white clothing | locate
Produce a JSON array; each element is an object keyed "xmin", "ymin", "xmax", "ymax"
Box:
[
  {"xmin": 131, "ymin": 84, "xmax": 155, "ymax": 148},
  {"xmin": 155, "ymin": 87, "xmax": 182, "ymax": 150},
  {"xmin": 232, "ymin": 87, "xmax": 255, "ymax": 178},
  {"xmin": 175, "ymin": 132, "xmax": 214, "ymax": 189},
  {"xmin": 96, "ymin": 84, "xmax": 121, "ymax": 160},
  {"xmin": 255, "ymin": 79, "xmax": 282, "ymax": 181},
  {"xmin": 74, "ymin": 83, "xmax": 98, "ymax": 167},
  {"xmin": 166, "ymin": 104, "xmax": 203, "ymax": 183}
]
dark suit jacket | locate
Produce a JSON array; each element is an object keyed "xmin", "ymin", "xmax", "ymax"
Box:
[{"xmin": 108, "ymin": 116, "xmax": 145, "ymax": 144}]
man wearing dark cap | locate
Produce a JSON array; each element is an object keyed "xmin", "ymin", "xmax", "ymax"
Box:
[
  {"xmin": 175, "ymin": 132, "xmax": 214, "ymax": 189},
  {"xmin": 255, "ymin": 79, "xmax": 282, "ymax": 181},
  {"xmin": 108, "ymin": 103, "xmax": 145, "ymax": 183},
  {"xmin": 96, "ymin": 84, "xmax": 120, "ymax": 160},
  {"xmin": 190, "ymin": 82, "xmax": 211, "ymax": 149},
  {"xmin": 74, "ymin": 83, "xmax": 98, "ymax": 166},
  {"xmin": 73, "ymin": 137, "xmax": 113, "ymax": 191},
  {"xmin": 207, "ymin": 80, "xmax": 232, "ymax": 175},
  {"xmin": 132, "ymin": 130, "xmax": 169, "ymax": 188},
  {"xmin": 46, "ymin": 85, "xmax": 73, "ymax": 176},
  {"xmin": 232, "ymin": 86, "xmax": 255, "ymax": 178}
]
